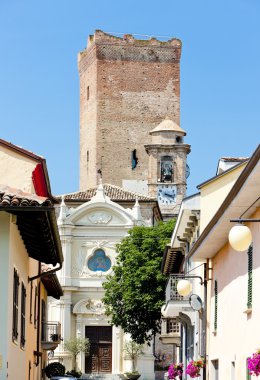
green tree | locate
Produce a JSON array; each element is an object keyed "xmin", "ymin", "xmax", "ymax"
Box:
[
  {"xmin": 64, "ymin": 337, "xmax": 90, "ymax": 371},
  {"xmin": 103, "ymin": 219, "xmax": 175, "ymax": 344}
]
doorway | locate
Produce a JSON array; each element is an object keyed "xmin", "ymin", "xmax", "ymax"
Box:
[{"xmin": 85, "ymin": 326, "xmax": 112, "ymax": 374}]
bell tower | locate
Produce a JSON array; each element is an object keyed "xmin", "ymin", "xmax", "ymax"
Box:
[{"xmin": 145, "ymin": 117, "xmax": 191, "ymax": 219}]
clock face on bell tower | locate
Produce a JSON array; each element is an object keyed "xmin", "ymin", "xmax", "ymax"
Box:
[
  {"xmin": 144, "ymin": 117, "xmax": 191, "ymax": 219},
  {"xmin": 158, "ymin": 185, "xmax": 177, "ymax": 205}
]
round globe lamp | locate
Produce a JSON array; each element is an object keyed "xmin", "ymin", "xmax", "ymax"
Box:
[
  {"xmin": 177, "ymin": 279, "xmax": 192, "ymax": 297},
  {"xmin": 228, "ymin": 224, "xmax": 252, "ymax": 252}
]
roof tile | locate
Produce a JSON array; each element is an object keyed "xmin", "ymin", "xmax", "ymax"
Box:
[{"xmin": 57, "ymin": 183, "xmax": 156, "ymax": 202}]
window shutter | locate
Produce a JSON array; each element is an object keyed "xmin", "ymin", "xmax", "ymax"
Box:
[
  {"xmin": 214, "ymin": 280, "xmax": 218, "ymax": 331},
  {"xmin": 12, "ymin": 268, "xmax": 19, "ymax": 341},
  {"xmin": 20, "ymin": 283, "xmax": 26, "ymax": 347},
  {"xmin": 247, "ymin": 244, "xmax": 253, "ymax": 309}
]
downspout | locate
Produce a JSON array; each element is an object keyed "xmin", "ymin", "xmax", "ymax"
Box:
[
  {"xmin": 202, "ymin": 262, "xmax": 207, "ymax": 380},
  {"xmin": 35, "ymin": 262, "xmax": 41, "ymax": 367}
]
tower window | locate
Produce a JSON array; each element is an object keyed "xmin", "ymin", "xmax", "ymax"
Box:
[
  {"xmin": 131, "ymin": 149, "xmax": 138, "ymax": 170},
  {"xmin": 176, "ymin": 136, "xmax": 182, "ymax": 143},
  {"xmin": 160, "ymin": 156, "xmax": 173, "ymax": 182},
  {"xmin": 87, "ymin": 151, "xmax": 89, "ymax": 162},
  {"xmin": 87, "ymin": 86, "xmax": 90, "ymax": 100}
]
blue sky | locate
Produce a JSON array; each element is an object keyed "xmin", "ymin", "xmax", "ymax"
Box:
[{"xmin": 0, "ymin": 0, "xmax": 259, "ymax": 196}]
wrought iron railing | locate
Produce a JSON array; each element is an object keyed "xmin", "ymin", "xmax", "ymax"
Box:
[
  {"xmin": 41, "ymin": 322, "xmax": 61, "ymax": 343},
  {"xmin": 166, "ymin": 275, "xmax": 191, "ymax": 302}
]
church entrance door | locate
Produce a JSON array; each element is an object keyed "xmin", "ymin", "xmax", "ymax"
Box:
[{"xmin": 85, "ymin": 326, "xmax": 112, "ymax": 374}]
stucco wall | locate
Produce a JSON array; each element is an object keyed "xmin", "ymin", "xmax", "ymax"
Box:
[
  {"xmin": 7, "ymin": 217, "xmax": 29, "ymax": 379},
  {"xmin": 208, "ymin": 209, "xmax": 260, "ymax": 379},
  {"xmin": 0, "ymin": 146, "xmax": 37, "ymax": 192},
  {"xmin": 0, "ymin": 213, "xmax": 10, "ymax": 378},
  {"xmin": 200, "ymin": 164, "xmax": 245, "ymax": 232}
]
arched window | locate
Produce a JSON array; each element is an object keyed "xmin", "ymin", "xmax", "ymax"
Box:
[
  {"xmin": 160, "ymin": 156, "xmax": 173, "ymax": 182},
  {"xmin": 87, "ymin": 249, "xmax": 111, "ymax": 272}
]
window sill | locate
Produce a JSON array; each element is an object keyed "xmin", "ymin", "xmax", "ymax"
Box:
[{"xmin": 243, "ymin": 308, "xmax": 252, "ymax": 315}]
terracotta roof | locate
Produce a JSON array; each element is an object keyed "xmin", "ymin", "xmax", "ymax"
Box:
[
  {"xmin": 41, "ymin": 265, "xmax": 63, "ymax": 299},
  {"xmin": 57, "ymin": 183, "xmax": 156, "ymax": 202},
  {"xmin": 0, "ymin": 185, "xmax": 63, "ymax": 265},
  {"xmin": 0, "ymin": 185, "xmax": 52, "ymax": 208}
]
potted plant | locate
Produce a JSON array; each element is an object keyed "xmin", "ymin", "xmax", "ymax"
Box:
[
  {"xmin": 186, "ymin": 359, "xmax": 204, "ymax": 378},
  {"xmin": 44, "ymin": 362, "xmax": 65, "ymax": 378},
  {"xmin": 168, "ymin": 362, "xmax": 183, "ymax": 379},
  {"xmin": 248, "ymin": 349, "xmax": 260, "ymax": 376},
  {"xmin": 123, "ymin": 341, "xmax": 144, "ymax": 380},
  {"xmin": 64, "ymin": 337, "xmax": 90, "ymax": 374}
]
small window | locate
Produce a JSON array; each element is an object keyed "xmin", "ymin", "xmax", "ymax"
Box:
[
  {"xmin": 211, "ymin": 360, "xmax": 219, "ymax": 380},
  {"xmin": 231, "ymin": 361, "xmax": 235, "ymax": 380},
  {"xmin": 87, "ymin": 86, "xmax": 90, "ymax": 100},
  {"xmin": 87, "ymin": 151, "xmax": 89, "ymax": 162},
  {"xmin": 28, "ymin": 360, "xmax": 32, "ymax": 380},
  {"xmin": 12, "ymin": 268, "xmax": 20, "ymax": 341},
  {"xmin": 34, "ymin": 285, "xmax": 38, "ymax": 328},
  {"xmin": 41, "ymin": 300, "xmax": 46, "ymax": 341},
  {"xmin": 20, "ymin": 282, "xmax": 26, "ymax": 348},
  {"xmin": 131, "ymin": 149, "xmax": 138, "ymax": 170},
  {"xmin": 176, "ymin": 136, "xmax": 182, "ymax": 143},
  {"xmin": 167, "ymin": 318, "xmax": 180, "ymax": 334},
  {"xmin": 29, "ymin": 282, "xmax": 33, "ymax": 323},
  {"xmin": 247, "ymin": 358, "xmax": 252, "ymax": 379},
  {"xmin": 247, "ymin": 244, "xmax": 253, "ymax": 309},
  {"xmin": 214, "ymin": 280, "xmax": 218, "ymax": 331}
]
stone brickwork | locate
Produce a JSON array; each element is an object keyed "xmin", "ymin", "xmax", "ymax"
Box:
[{"xmin": 78, "ymin": 30, "xmax": 182, "ymax": 190}]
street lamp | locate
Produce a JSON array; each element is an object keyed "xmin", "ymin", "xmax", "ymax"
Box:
[
  {"xmin": 177, "ymin": 279, "xmax": 193, "ymax": 297},
  {"xmin": 173, "ymin": 271, "xmax": 207, "ymax": 380},
  {"xmin": 229, "ymin": 219, "xmax": 260, "ymax": 252}
]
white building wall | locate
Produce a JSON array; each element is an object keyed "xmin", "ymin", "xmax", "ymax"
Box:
[{"xmin": 49, "ymin": 191, "xmax": 155, "ymax": 379}]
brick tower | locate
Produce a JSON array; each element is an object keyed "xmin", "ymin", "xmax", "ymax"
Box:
[{"xmin": 78, "ymin": 30, "xmax": 182, "ymax": 194}]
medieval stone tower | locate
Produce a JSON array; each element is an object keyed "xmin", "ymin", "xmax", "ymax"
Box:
[{"xmin": 78, "ymin": 30, "xmax": 190, "ymax": 218}]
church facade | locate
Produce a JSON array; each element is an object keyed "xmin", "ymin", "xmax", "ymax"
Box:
[{"xmin": 48, "ymin": 183, "xmax": 161, "ymax": 377}]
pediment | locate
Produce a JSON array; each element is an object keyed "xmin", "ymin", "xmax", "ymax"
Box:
[{"xmin": 66, "ymin": 202, "xmax": 135, "ymax": 227}]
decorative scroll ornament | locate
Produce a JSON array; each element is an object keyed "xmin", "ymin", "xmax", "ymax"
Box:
[
  {"xmin": 85, "ymin": 299, "xmax": 106, "ymax": 315},
  {"xmin": 88, "ymin": 212, "xmax": 112, "ymax": 224}
]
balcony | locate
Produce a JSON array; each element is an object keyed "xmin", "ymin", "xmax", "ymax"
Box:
[
  {"xmin": 159, "ymin": 318, "xmax": 181, "ymax": 345},
  {"xmin": 41, "ymin": 322, "xmax": 61, "ymax": 351},
  {"xmin": 163, "ymin": 275, "xmax": 192, "ymax": 318}
]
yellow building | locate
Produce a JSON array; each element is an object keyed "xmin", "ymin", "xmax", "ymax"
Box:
[{"xmin": 0, "ymin": 139, "xmax": 63, "ymax": 380}]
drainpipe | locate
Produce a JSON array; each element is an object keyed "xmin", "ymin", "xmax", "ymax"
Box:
[
  {"xmin": 202, "ymin": 263, "xmax": 207, "ymax": 380},
  {"xmin": 34, "ymin": 262, "xmax": 41, "ymax": 367}
]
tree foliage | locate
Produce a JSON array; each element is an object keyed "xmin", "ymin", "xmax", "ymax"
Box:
[{"xmin": 103, "ymin": 219, "xmax": 175, "ymax": 344}]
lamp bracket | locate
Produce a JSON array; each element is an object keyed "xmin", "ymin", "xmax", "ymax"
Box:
[
  {"xmin": 171, "ymin": 273, "xmax": 204, "ymax": 285},
  {"xmin": 230, "ymin": 219, "xmax": 260, "ymax": 223}
]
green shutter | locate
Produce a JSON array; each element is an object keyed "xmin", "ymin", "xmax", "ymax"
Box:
[
  {"xmin": 247, "ymin": 358, "xmax": 251, "ymax": 379},
  {"xmin": 214, "ymin": 280, "xmax": 218, "ymax": 331},
  {"xmin": 247, "ymin": 245, "xmax": 253, "ymax": 309}
]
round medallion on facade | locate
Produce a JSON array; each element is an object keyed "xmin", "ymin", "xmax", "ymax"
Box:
[{"xmin": 87, "ymin": 249, "xmax": 112, "ymax": 272}]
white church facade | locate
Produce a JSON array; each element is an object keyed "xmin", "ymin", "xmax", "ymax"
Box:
[{"xmin": 48, "ymin": 182, "xmax": 161, "ymax": 378}]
